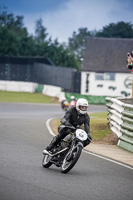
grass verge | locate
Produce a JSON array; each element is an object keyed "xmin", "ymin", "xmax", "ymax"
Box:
[
  {"xmin": 0, "ymin": 91, "xmax": 59, "ymax": 104},
  {"xmin": 89, "ymin": 112, "xmax": 110, "ymax": 141}
]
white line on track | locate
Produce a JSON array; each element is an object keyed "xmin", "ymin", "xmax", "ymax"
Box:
[
  {"xmin": 46, "ymin": 118, "xmax": 133, "ymax": 171},
  {"xmin": 46, "ymin": 118, "xmax": 55, "ymax": 137},
  {"xmin": 83, "ymin": 150, "xmax": 133, "ymax": 170}
]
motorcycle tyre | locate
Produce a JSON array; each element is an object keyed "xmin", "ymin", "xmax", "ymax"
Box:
[
  {"xmin": 42, "ymin": 154, "xmax": 53, "ymax": 168},
  {"xmin": 60, "ymin": 145, "xmax": 82, "ymax": 173}
]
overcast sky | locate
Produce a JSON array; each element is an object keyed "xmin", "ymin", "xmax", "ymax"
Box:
[{"xmin": 1, "ymin": 0, "xmax": 133, "ymax": 43}]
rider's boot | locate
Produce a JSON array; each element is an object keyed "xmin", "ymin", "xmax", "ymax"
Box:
[
  {"xmin": 43, "ymin": 135, "xmax": 61, "ymax": 155},
  {"xmin": 43, "ymin": 126, "xmax": 69, "ymax": 155}
]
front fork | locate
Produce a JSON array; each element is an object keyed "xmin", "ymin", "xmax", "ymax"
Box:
[{"xmin": 66, "ymin": 141, "xmax": 83, "ymax": 161}]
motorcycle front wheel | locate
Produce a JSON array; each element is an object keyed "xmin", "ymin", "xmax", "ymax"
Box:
[
  {"xmin": 60, "ymin": 145, "xmax": 82, "ymax": 173},
  {"xmin": 42, "ymin": 154, "xmax": 52, "ymax": 168}
]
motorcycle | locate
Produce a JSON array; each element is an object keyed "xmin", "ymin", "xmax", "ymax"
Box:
[{"xmin": 42, "ymin": 126, "xmax": 91, "ymax": 173}]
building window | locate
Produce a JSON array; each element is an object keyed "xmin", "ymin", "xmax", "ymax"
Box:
[{"xmin": 95, "ymin": 73, "xmax": 115, "ymax": 81}]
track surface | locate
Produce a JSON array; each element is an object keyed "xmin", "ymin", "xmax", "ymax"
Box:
[{"xmin": 0, "ymin": 103, "xmax": 133, "ymax": 200}]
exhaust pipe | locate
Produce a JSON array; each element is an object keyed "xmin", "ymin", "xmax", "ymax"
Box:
[{"xmin": 43, "ymin": 147, "xmax": 68, "ymax": 157}]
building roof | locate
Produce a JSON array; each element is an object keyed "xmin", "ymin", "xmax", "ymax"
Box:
[{"xmin": 82, "ymin": 37, "xmax": 133, "ymax": 73}]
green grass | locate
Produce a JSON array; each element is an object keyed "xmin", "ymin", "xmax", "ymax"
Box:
[
  {"xmin": 0, "ymin": 91, "xmax": 59, "ymax": 104},
  {"xmin": 90, "ymin": 112, "xmax": 110, "ymax": 140}
]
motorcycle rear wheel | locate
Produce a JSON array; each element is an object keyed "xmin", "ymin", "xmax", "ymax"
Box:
[
  {"xmin": 60, "ymin": 145, "xmax": 82, "ymax": 173},
  {"xmin": 42, "ymin": 154, "xmax": 52, "ymax": 168}
]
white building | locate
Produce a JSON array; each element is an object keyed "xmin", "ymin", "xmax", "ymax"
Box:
[{"xmin": 81, "ymin": 37, "xmax": 133, "ymax": 98}]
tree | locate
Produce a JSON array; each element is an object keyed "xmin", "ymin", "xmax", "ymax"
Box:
[
  {"xmin": 0, "ymin": 9, "xmax": 28, "ymax": 37},
  {"xmin": 96, "ymin": 21, "xmax": 133, "ymax": 38},
  {"xmin": 18, "ymin": 36, "xmax": 37, "ymax": 56},
  {"xmin": 35, "ymin": 18, "xmax": 48, "ymax": 43},
  {"xmin": 0, "ymin": 28, "xmax": 20, "ymax": 56},
  {"xmin": 67, "ymin": 28, "xmax": 95, "ymax": 66},
  {"xmin": 0, "ymin": 9, "xmax": 84, "ymax": 70},
  {"xmin": 0, "ymin": 9, "xmax": 35, "ymax": 56},
  {"xmin": 45, "ymin": 39, "xmax": 80, "ymax": 70}
]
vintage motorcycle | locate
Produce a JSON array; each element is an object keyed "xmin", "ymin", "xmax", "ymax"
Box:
[{"xmin": 42, "ymin": 126, "xmax": 91, "ymax": 173}]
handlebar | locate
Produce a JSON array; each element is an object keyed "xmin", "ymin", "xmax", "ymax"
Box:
[{"xmin": 65, "ymin": 125, "xmax": 92, "ymax": 142}]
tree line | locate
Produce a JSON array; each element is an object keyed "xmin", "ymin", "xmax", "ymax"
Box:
[{"xmin": 0, "ymin": 8, "xmax": 133, "ymax": 71}]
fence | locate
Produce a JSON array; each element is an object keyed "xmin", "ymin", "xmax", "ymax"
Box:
[
  {"xmin": 0, "ymin": 58, "xmax": 80, "ymax": 93},
  {"xmin": 106, "ymin": 97, "xmax": 133, "ymax": 152}
]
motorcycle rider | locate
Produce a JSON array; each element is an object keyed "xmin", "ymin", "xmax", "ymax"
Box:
[
  {"xmin": 69, "ymin": 95, "xmax": 77, "ymax": 108},
  {"xmin": 61, "ymin": 97, "xmax": 69, "ymax": 111},
  {"xmin": 43, "ymin": 98, "xmax": 92, "ymax": 155}
]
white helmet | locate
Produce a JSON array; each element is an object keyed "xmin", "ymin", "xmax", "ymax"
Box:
[
  {"xmin": 76, "ymin": 98, "xmax": 88, "ymax": 114},
  {"xmin": 71, "ymin": 95, "xmax": 75, "ymax": 100}
]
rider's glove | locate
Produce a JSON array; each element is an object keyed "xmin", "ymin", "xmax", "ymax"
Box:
[{"xmin": 76, "ymin": 125, "xmax": 81, "ymax": 129}]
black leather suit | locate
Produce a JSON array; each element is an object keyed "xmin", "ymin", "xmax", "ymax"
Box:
[{"xmin": 46, "ymin": 107, "xmax": 91, "ymax": 151}]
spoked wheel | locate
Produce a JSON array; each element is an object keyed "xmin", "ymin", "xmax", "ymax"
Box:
[
  {"xmin": 60, "ymin": 145, "xmax": 82, "ymax": 173},
  {"xmin": 42, "ymin": 154, "xmax": 53, "ymax": 168}
]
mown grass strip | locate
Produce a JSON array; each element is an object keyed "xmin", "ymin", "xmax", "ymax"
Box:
[{"xmin": 0, "ymin": 91, "xmax": 59, "ymax": 104}]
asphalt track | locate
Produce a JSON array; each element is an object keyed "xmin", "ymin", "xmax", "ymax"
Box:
[{"xmin": 0, "ymin": 102, "xmax": 133, "ymax": 200}]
